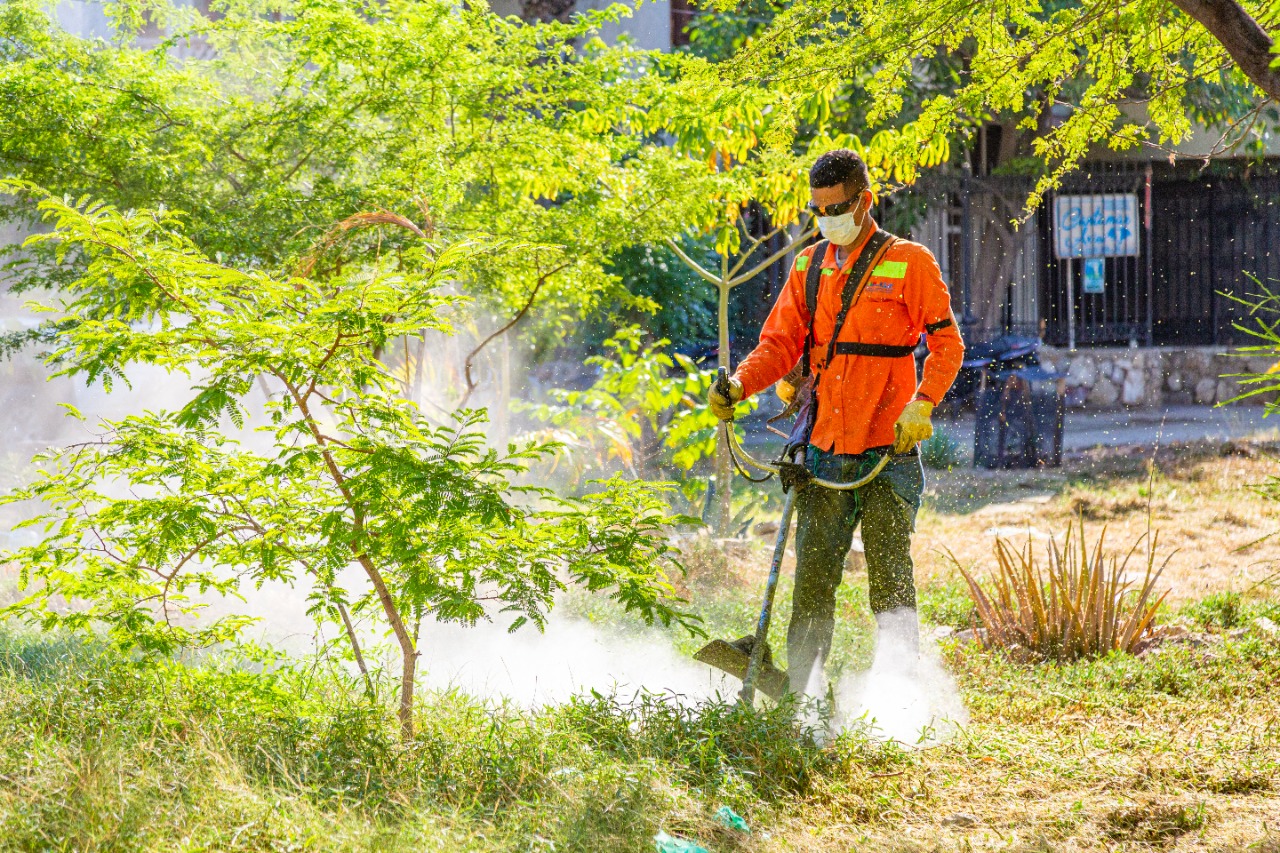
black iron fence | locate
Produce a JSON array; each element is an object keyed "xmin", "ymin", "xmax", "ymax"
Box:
[
  {"xmin": 929, "ymin": 161, "xmax": 1280, "ymax": 349},
  {"xmin": 1148, "ymin": 171, "xmax": 1280, "ymax": 346},
  {"xmin": 742, "ymin": 161, "xmax": 1280, "ymax": 353}
]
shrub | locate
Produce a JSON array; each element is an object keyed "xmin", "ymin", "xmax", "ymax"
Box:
[
  {"xmin": 520, "ymin": 327, "xmax": 746, "ymax": 484},
  {"xmin": 1184, "ymin": 590, "xmax": 1244, "ymax": 629},
  {"xmin": 954, "ymin": 519, "xmax": 1170, "ymax": 661},
  {"xmin": 920, "ymin": 427, "xmax": 964, "ymax": 470}
]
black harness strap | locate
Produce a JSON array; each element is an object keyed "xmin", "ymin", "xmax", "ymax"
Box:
[
  {"xmin": 823, "ymin": 230, "xmax": 895, "ymax": 367},
  {"xmin": 799, "ymin": 239, "xmax": 829, "ymax": 378},
  {"xmin": 801, "ymin": 233, "xmax": 898, "ymax": 376},
  {"xmin": 834, "ymin": 342, "xmax": 916, "ymax": 357},
  {"xmin": 803, "ymin": 241, "xmax": 828, "ymax": 316}
]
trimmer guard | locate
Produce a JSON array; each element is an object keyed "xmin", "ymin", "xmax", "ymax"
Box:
[{"xmin": 694, "ymin": 636, "xmax": 788, "ymax": 701}]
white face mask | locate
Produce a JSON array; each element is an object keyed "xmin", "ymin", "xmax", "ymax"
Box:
[{"xmin": 817, "ymin": 210, "xmax": 862, "ymax": 246}]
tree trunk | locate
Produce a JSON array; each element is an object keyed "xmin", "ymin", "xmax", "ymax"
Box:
[
  {"xmin": 358, "ymin": 554, "xmax": 419, "ymax": 739},
  {"xmin": 335, "ymin": 599, "xmax": 375, "ymax": 699},
  {"xmin": 716, "ymin": 280, "xmax": 733, "ymax": 538},
  {"xmin": 284, "ymin": 379, "xmax": 422, "ymax": 739},
  {"xmin": 970, "ymin": 208, "xmax": 1023, "ymax": 340},
  {"xmin": 1166, "ymin": 0, "xmax": 1280, "ymax": 102},
  {"xmin": 496, "ymin": 331, "xmax": 510, "ymax": 449},
  {"xmin": 398, "ymin": 642, "xmax": 417, "ymax": 738}
]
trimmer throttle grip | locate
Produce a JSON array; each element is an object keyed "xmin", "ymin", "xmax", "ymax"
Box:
[{"xmin": 715, "ymin": 366, "xmax": 731, "ymax": 399}]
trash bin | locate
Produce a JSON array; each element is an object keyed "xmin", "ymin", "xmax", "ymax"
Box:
[
  {"xmin": 973, "ymin": 364, "xmax": 1066, "ymax": 469},
  {"xmin": 939, "ymin": 334, "xmax": 1041, "ymax": 413}
]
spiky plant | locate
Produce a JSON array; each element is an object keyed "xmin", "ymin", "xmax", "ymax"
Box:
[{"xmin": 954, "ymin": 519, "xmax": 1171, "ymax": 661}]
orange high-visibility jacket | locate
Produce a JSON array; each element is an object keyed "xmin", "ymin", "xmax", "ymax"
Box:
[{"xmin": 735, "ymin": 219, "xmax": 965, "ymax": 455}]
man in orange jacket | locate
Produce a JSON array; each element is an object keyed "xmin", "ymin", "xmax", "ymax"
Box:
[{"xmin": 709, "ymin": 149, "xmax": 964, "ymax": 694}]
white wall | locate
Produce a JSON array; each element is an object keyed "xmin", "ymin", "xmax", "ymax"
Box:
[
  {"xmin": 53, "ymin": 0, "xmax": 114, "ymax": 39},
  {"xmin": 489, "ymin": 0, "xmax": 671, "ymax": 51},
  {"xmin": 576, "ymin": 0, "xmax": 671, "ymax": 51}
]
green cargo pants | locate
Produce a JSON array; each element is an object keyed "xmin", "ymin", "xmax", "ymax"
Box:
[{"xmin": 786, "ymin": 444, "xmax": 924, "ymax": 692}]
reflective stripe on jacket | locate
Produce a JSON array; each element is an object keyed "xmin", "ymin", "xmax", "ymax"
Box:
[{"xmin": 735, "ymin": 219, "xmax": 965, "ymax": 455}]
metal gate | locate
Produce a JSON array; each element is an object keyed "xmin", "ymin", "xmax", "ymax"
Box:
[
  {"xmin": 1039, "ymin": 165, "xmax": 1153, "ymax": 348},
  {"xmin": 894, "ymin": 161, "xmax": 1280, "ymax": 349}
]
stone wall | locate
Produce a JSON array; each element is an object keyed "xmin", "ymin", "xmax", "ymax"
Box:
[{"xmin": 1037, "ymin": 345, "xmax": 1277, "ymax": 409}]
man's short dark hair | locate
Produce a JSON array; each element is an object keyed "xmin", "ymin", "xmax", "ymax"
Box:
[{"xmin": 809, "ymin": 149, "xmax": 870, "ymax": 193}]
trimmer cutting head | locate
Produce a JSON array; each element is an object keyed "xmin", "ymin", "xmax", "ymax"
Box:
[{"xmin": 694, "ymin": 635, "xmax": 788, "ymax": 701}]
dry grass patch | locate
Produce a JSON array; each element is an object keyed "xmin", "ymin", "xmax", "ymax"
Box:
[
  {"xmin": 1104, "ymin": 800, "xmax": 1207, "ymax": 843},
  {"xmin": 916, "ymin": 439, "xmax": 1280, "ymax": 603},
  {"xmin": 1068, "ymin": 491, "xmax": 1151, "ymax": 521},
  {"xmin": 766, "ymin": 634, "xmax": 1280, "ymax": 851}
]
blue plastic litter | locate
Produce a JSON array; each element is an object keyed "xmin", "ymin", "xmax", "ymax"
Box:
[
  {"xmin": 653, "ymin": 830, "xmax": 710, "ymax": 853},
  {"xmin": 713, "ymin": 805, "xmax": 750, "ymax": 833}
]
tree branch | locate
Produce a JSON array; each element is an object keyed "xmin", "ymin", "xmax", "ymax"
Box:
[
  {"xmin": 728, "ymin": 228, "xmax": 816, "ymax": 288},
  {"xmin": 663, "ymin": 237, "xmax": 721, "ymax": 286},
  {"xmin": 1166, "ymin": 0, "xmax": 1280, "ymax": 101},
  {"xmin": 456, "ymin": 261, "xmax": 571, "ymax": 410}
]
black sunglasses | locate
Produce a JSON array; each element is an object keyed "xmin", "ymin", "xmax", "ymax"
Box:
[{"xmin": 807, "ymin": 198, "xmax": 859, "ymax": 217}]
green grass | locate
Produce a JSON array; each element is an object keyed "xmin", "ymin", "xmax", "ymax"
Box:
[
  {"xmin": 1180, "ymin": 590, "xmax": 1275, "ymax": 629},
  {"xmin": 916, "ymin": 580, "xmax": 977, "ymax": 629},
  {"xmin": 1, "ymin": 573, "xmax": 1278, "ymax": 852},
  {"xmin": 0, "ymin": 628, "xmax": 903, "ymax": 852},
  {"xmin": 0, "ymin": 617, "xmax": 1276, "ymax": 850}
]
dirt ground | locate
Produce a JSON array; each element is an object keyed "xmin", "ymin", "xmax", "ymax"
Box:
[
  {"xmin": 914, "ymin": 439, "xmax": 1280, "ymax": 604},
  {"xmin": 716, "ymin": 438, "xmax": 1280, "ymax": 608}
]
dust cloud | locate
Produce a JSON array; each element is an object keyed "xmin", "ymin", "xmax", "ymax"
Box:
[
  {"xmin": 831, "ymin": 607, "xmax": 969, "ymax": 747},
  {"xmin": 219, "ymin": 572, "xmax": 734, "ymax": 705},
  {"xmin": 0, "ymin": 296, "xmax": 732, "ymax": 708},
  {"xmin": 415, "ymin": 618, "xmax": 732, "ymax": 704}
]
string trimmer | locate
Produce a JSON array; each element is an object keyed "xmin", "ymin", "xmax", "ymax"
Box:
[{"xmin": 694, "ymin": 368, "xmax": 891, "ymax": 706}]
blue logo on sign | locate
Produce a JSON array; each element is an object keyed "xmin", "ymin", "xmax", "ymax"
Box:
[{"xmin": 1052, "ymin": 194, "xmax": 1139, "ymax": 258}]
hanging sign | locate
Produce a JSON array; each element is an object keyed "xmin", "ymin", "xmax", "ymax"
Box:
[
  {"xmin": 1053, "ymin": 194, "xmax": 1139, "ymax": 258},
  {"xmin": 1082, "ymin": 258, "xmax": 1105, "ymax": 294}
]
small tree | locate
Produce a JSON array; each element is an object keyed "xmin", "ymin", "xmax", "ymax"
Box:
[
  {"xmin": 1, "ymin": 186, "xmax": 695, "ymax": 737},
  {"xmin": 521, "ymin": 327, "xmax": 722, "ymax": 483},
  {"xmin": 664, "ymin": 215, "xmax": 807, "ymax": 535}
]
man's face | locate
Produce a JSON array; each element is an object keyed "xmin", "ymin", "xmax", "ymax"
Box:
[{"xmin": 810, "ymin": 183, "xmax": 870, "ymax": 223}]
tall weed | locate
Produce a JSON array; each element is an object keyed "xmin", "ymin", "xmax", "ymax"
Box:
[{"xmin": 954, "ymin": 519, "xmax": 1170, "ymax": 661}]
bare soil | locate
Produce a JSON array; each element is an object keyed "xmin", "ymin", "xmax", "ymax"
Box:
[
  {"xmin": 916, "ymin": 439, "xmax": 1280, "ymax": 603},
  {"xmin": 702, "ymin": 438, "xmax": 1280, "ymax": 608}
]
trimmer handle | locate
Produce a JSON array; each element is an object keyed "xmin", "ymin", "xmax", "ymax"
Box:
[{"xmin": 715, "ymin": 366, "xmax": 732, "ymax": 399}]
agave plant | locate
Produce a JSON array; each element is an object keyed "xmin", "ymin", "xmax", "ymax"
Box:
[{"xmin": 955, "ymin": 519, "xmax": 1172, "ymax": 661}]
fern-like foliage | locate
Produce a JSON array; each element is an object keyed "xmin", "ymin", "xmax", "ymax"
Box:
[{"xmin": 1, "ymin": 184, "xmax": 698, "ymax": 735}]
